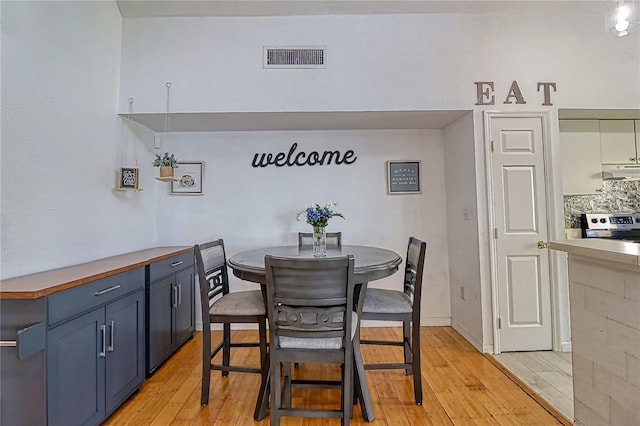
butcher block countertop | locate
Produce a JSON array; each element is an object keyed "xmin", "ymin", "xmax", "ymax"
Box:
[
  {"xmin": 0, "ymin": 246, "xmax": 192, "ymax": 299},
  {"xmin": 550, "ymin": 238, "xmax": 640, "ymax": 267}
]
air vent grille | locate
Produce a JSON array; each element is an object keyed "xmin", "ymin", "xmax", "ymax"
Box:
[{"xmin": 264, "ymin": 46, "xmax": 326, "ymax": 69}]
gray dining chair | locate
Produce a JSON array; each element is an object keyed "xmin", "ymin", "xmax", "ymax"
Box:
[
  {"xmin": 264, "ymin": 254, "xmax": 356, "ymax": 426},
  {"xmin": 194, "ymin": 239, "xmax": 267, "ymax": 405},
  {"xmin": 298, "ymin": 231, "xmax": 342, "ymax": 247},
  {"xmin": 360, "ymin": 236, "xmax": 427, "ymax": 405}
]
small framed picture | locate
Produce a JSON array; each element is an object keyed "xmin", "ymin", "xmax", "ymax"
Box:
[
  {"xmin": 170, "ymin": 161, "xmax": 204, "ymax": 195},
  {"xmin": 386, "ymin": 160, "xmax": 421, "ymax": 194},
  {"xmin": 118, "ymin": 167, "xmax": 139, "ymax": 190}
]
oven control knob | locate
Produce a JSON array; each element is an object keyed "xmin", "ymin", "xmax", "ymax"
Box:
[
  {"xmin": 591, "ymin": 218, "xmax": 598, "ymax": 223},
  {"xmin": 600, "ymin": 218, "xmax": 607, "ymax": 223}
]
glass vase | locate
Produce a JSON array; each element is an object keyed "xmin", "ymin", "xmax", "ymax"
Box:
[{"xmin": 312, "ymin": 225, "xmax": 326, "ymax": 257}]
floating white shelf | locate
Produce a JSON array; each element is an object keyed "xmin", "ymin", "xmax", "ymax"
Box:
[{"xmin": 119, "ymin": 110, "xmax": 471, "ymax": 132}]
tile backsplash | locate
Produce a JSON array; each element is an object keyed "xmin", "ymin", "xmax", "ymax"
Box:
[{"xmin": 564, "ymin": 180, "xmax": 640, "ymax": 228}]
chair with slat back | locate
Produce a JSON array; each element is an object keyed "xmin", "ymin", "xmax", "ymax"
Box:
[
  {"xmin": 265, "ymin": 254, "xmax": 356, "ymax": 426},
  {"xmin": 360, "ymin": 236, "xmax": 427, "ymax": 405},
  {"xmin": 298, "ymin": 231, "xmax": 342, "ymax": 248},
  {"xmin": 194, "ymin": 239, "xmax": 267, "ymax": 405}
]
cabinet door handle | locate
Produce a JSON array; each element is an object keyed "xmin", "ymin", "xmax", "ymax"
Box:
[
  {"xmin": 108, "ymin": 320, "xmax": 115, "ymax": 352},
  {"xmin": 0, "ymin": 341, "xmax": 17, "ymax": 347},
  {"xmin": 95, "ymin": 284, "xmax": 121, "ymax": 296},
  {"xmin": 99, "ymin": 325, "xmax": 107, "ymax": 358},
  {"xmin": 170, "ymin": 260, "xmax": 184, "ymax": 267},
  {"xmin": 172, "ymin": 285, "xmax": 178, "ymax": 308},
  {"xmin": 177, "ymin": 284, "xmax": 182, "ymax": 306}
]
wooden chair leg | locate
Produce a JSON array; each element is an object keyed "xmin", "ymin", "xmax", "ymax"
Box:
[
  {"xmin": 343, "ymin": 348, "xmax": 353, "ymax": 425},
  {"xmin": 283, "ymin": 363, "xmax": 292, "ymax": 407},
  {"xmin": 412, "ymin": 323, "xmax": 423, "ymax": 405},
  {"xmin": 201, "ymin": 328, "xmax": 211, "ymax": 405},
  {"xmin": 222, "ymin": 323, "xmax": 231, "ymax": 377},
  {"xmin": 258, "ymin": 320, "xmax": 267, "ymax": 373},
  {"xmin": 403, "ymin": 320, "xmax": 412, "ymax": 375},
  {"xmin": 271, "ymin": 360, "xmax": 282, "ymax": 426}
]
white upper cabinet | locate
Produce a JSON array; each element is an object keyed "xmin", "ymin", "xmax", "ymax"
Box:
[
  {"xmin": 599, "ymin": 120, "xmax": 639, "ymax": 164},
  {"xmin": 559, "ymin": 120, "xmax": 603, "ymax": 195}
]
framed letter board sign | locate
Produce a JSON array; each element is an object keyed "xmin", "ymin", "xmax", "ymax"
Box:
[
  {"xmin": 118, "ymin": 167, "xmax": 139, "ymax": 190},
  {"xmin": 387, "ymin": 160, "xmax": 421, "ymax": 194}
]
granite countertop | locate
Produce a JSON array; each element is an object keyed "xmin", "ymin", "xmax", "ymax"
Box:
[
  {"xmin": 550, "ymin": 239, "xmax": 640, "ymax": 267},
  {"xmin": 0, "ymin": 246, "xmax": 192, "ymax": 299}
]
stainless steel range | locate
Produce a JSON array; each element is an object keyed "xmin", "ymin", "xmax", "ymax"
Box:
[{"xmin": 580, "ymin": 213, "xmax": 640, "ymax": 243}]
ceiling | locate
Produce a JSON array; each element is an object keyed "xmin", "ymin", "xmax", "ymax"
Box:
[{"xmin": 116, "ymin": 0, "xmax": 611, "ymax": 19}]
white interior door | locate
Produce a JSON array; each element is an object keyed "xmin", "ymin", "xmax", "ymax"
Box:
[{"xmin": 487, "ymin": 113, "xmax": 553, "ymax": 353}]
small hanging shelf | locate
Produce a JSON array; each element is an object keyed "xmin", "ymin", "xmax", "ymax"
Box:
[
  {"xmin": 114, "ymin": 188, "xmax": 143, "ymax": 192},
  {"xmin": 155, "ymin": 83, "xmax": 179, "ymax": 183},
  {"xmin": 116, "ymin": 98, "xmax": 143, "ymax": 192}
]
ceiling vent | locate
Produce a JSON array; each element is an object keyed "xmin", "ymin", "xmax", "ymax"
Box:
[{"xmin": 263, "ymin": 46, "xmax": 326, "ymax": 69}]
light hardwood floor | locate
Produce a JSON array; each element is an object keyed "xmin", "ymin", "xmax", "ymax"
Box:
[
  {"xmin": 490, "ymin": 351, "xmax": 573, "ymax": 423},
  {"xmin": 104, "ymin": 327, "xmax": 565, "ymax": 425}
]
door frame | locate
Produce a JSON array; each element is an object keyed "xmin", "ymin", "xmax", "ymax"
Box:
[{"xmin": 483, "ymin": 110, "xmax": 565, "ymax": 354}]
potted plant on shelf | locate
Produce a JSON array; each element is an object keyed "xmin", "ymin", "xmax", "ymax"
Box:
[{"xmin": 153, "ymin": 152, "xmax": 178, "ymax": 180}]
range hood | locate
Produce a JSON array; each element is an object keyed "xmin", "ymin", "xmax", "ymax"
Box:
[{"xmin": 602, "ymin": 164, "xmax": 640, "ymax": 180}]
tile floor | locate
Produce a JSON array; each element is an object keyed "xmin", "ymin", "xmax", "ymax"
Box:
[{"xmin": 492, "ymin": 350, "xmax": 574, "ymax": 421}]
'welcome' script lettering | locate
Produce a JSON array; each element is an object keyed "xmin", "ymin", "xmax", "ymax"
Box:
[{"xmin": 252, "ymin": 143, "xmax": 357, "ymax": 168}]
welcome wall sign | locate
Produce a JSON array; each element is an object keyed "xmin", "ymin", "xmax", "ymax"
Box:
[
  {"xmin": 252, "ymin": 142, "xmax": 357, "ymax": 168},
  {"xmin": 474, "ymin": 80, "xmax": 557, "ymax": 106}
]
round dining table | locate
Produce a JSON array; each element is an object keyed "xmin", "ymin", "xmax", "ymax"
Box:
[
  {"xmin": 227, "ymin": 244, "xmax": 402, "ymax": 422},
  {"xmin": 228, "ymin": 244, "xmax": 402, "ymax": 285}
]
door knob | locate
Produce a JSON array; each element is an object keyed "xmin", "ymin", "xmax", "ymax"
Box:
[{"xmin": 537, "ymin": 241, "xmax": 549, "ymax": 249}]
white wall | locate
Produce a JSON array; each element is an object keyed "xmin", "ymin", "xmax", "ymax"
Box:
[
  {"xmin": 0, "ymin": 1, "xmax": 158, "ymax": 279},
  {"xmin": 155, "ymin": 129, "xmax": 451, "ymax": 325},
  {"xmin": 442, "ymin": 113, "xmax": 486, "ymax": 350},
  {"xmin": 119, "ymin": 13, "xmax": 639, "ymax": 114},
  {"xmin": 2, "ymin": 3, "xmax": 638, "ymax": 351}
]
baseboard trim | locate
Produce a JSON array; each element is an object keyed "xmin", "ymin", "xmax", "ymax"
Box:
[
  {"xmin": 484, "ymin": 353, "xmax": 573, "ymax": 426},
  {"xmin": 561, "ymin": 341, "xmax": 572, "ymax": 352},
  {"xmin": 451, "ymin": 320, "xmax": 484, "ymax": 352}
]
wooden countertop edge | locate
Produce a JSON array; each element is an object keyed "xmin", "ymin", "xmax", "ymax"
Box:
[{"xmin": 0, "ymin": 246, "xmax": 193, "ymax": 299}]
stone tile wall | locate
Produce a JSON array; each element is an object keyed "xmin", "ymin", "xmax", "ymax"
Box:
[
  {"xmin": 568, "ymin": 256, "xmax": 640, "ymax": 425},
  {"xmin": 564, "ymin": 181, "xmax": 640, "ymax": 228}
]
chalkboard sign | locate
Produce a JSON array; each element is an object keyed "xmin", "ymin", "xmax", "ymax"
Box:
[
  {"xmin": 118, "ymin": 167, "xmax": 139, "ymax": 190},
  {"xmin": 387, "ymin": 161, "xmax": 421, "ymax": 194}
]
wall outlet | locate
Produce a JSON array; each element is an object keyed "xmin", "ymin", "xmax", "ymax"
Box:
[
  {"xmin": 460, "ymin": 286, "xmax": 465, "ymax": 300},
  {"xmin": 463, "ymin": 207, "xmax": 471, "ymax": 221}
]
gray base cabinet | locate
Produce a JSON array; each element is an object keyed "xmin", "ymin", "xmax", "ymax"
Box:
[
  {"xmin": 47, "ymin": 268, "xmax": 145, "ymax": 426},
  {"xmin": 1, "ymin": 246, "xmax": 192, "ymax": 426},
  {"xmin": 0, "ymin": 298, "xmax": 47, "ymax": 426},
  {"xmin": 48, "ymin": 308, "xmax": 105, "ymax": 426},
  {"xmin": 146, "ymin": 251, "xmax": 195, "ymax": 375}
]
